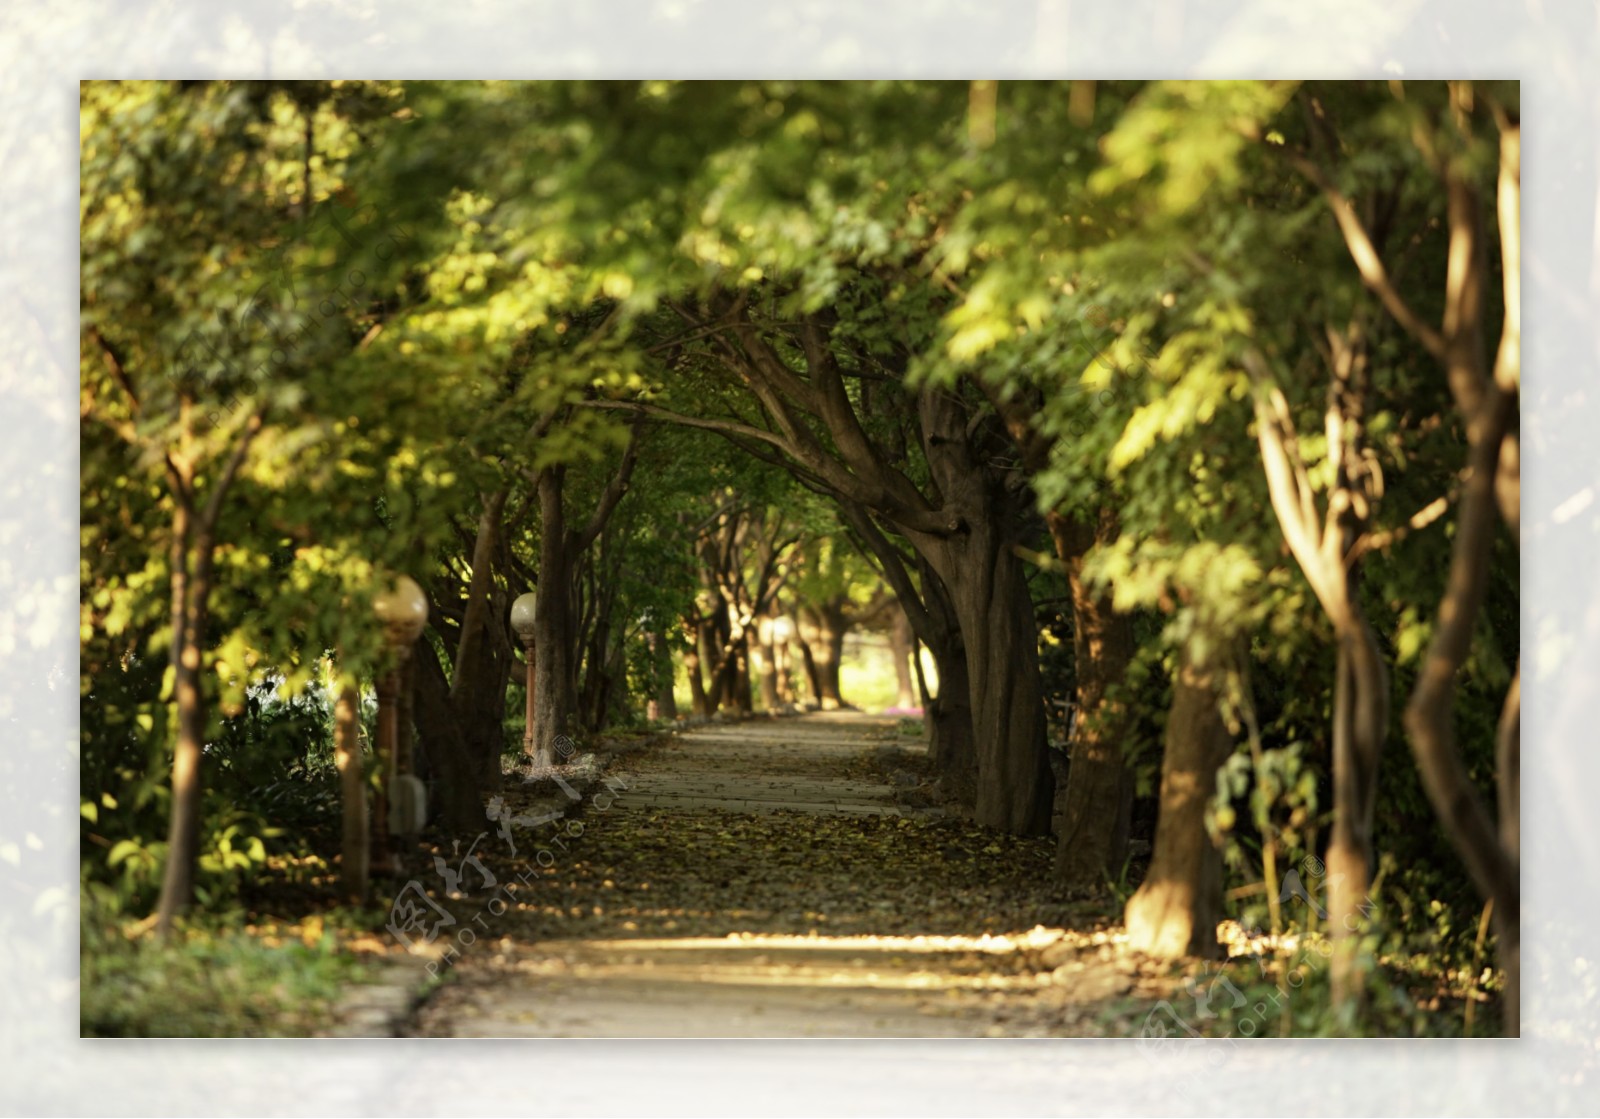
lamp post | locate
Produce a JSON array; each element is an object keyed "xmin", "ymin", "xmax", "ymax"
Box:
[
  {"xmin": 510, "ymin": 591, "xmax": 538, "ymax": 761},
  {"xmin": 372, "ymin": 575, "xmax": 428, "ymax": 873}
]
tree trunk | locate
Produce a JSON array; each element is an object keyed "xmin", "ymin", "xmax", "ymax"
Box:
[
  {"xmin": 799, "ymin": 601, "xmax": 848, "ymax": 709},
  {"xmin": 914, "ymin": 522, "xmax": 1052, "ymax": 836},
  {"xmin": 1052, "ymin": 508, "xmax": 1138, "ymax": 886},
  {"xmin": 924, "ymin": 630, "xmax": 978, "ymax": 807},
  {"xmin": 1403, "ymin": 381, "xmax": 1520, "ymax": 1034},
  {"xmin": 684, "ymin": 616, "xmax": 711, "ymax": 716},
  {"xmin": 410, "ymin": 636, "xmax": 487, "ymax": 833},
  {"xmin": 714, "ymin": 631, "xmax": 753, "ymax": 714},
  {"xmin": 889, "ymin": 605, "xmax": 918, "ymax": 710},
  {"xmin": 914, "ymin": 564, "xmax": 978, "ymax": 807},
  {"xmin": 752, "ymin": 614, "xmax": 781, "ymax": 711},
  {"xmin": 1124, "ymin": 642, "xmax": 1232, "ymax": 958},
  {"xmin": 772, "ymin": 623, "xmax": 797, "ymax": 705},
  {"xmin": 1327, "ymin": 611, "xmax": 1389, "ymax": 1004},
  {"xmin": 834, "ymin": 501, "xmax": 978, "ymax": 807},
  {"xmin": 533, "ymin": 467, "xmax": 577, "ymax": 765},
  {"xmin": 154, "ymin": 533, "xmax": 207, "ymax": 937},
  {"xmin": 648, "ymin": 630, "xmax": 679, "ymax": 720},
  {"xmin": 334, "ymin": 683, "xmax": 368, "ymax": 904},
  {"xmin": 795, "ymin": 629, "xmax": 823, "ymax": 707}
]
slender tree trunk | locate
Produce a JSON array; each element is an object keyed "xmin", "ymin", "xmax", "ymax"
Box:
[
  {"xmin": 648, "ymin": 630, "xmax": 679, "ymax": 720},
  {"xmin": 795, "ymin": 629, "xmax": 823, "ymax": 706},
  {"xmin": 1403, "ymin": 382, "xmax": 1520, "ymax": 1034},
  {"xmin": 684, "ymin": 616, "xmax": 710, "ymax": 716},
  {"xmin": 533, "ymin": 467, "xmax": 576, "ymax": 765},
  {"xmin": 1124, "ymin": 641, "xmax": 1232, "ymax": 957},
  {"xmin": 452, "ymin": 490, "xmax": 507, "ymax": 700},
  {"xmin": 772, "ymin": 624, "xmax": 796, "ymax": 705},
  {"xmin": 1326, "ymin": 611, "xmax": 1389, "ymax": 1004},
  {"xmin": 155, "ymin": 526, "xmax": 208, "ymax": 937},
  {"xmin": 752, "ymin": 615, "xmax": 781, "ymax": 711},
  {"xmin": 334, "ymin": 683, "xmax": 368, "ymax": 904},
  {"xmin": 889, "ymin": 605, "xmax": 918, "ymax": 711}
]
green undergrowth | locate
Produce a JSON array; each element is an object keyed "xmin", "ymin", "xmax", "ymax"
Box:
[{"xmin": 80, "ymin": 893, "xmax": 392, "ymax": 1037}]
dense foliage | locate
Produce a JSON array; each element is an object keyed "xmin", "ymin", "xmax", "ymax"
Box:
[{"xmin": 80, "ymin": 79, "xmax": 1519, "ymax": 1036}]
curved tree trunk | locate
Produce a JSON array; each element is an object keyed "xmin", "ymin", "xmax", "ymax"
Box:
[
  {"xmin": 795, "ymin": 628, "xmax": 823, "ymax": 707},
  {"xmin": 1124, "ymin": 642, "xmax": 1232, "ymax": 957},
  {"xmin": 445, "ymin": 490, "xmax": 513, "ymax": 790},
  {"xmin": 835, "ymin": 501, "xmax": 978, "ymax": 807},
  {"xmin": 798, "ymin": 602, "xmax": 848, "ymax": 709},
  {"xmin": 151, "ymin": 412, "xmax": 261, "ymax": 936},
  {"xmin": 915, "ymin": 521, "xmax": 1052, "ymax": 836}
]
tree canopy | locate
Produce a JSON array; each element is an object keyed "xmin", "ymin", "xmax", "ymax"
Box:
[{"xmin": 80, "ymin": 79, "xmax": 1520, "ymax": 1038}]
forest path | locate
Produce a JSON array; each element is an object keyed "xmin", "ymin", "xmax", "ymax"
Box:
[{"xmin": 407, "ymin": 713, "xmax": 1150, "ymax": 1038}]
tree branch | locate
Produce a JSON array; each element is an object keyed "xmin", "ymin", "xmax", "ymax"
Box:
[
  {"xmin": 1288, "ymin": 151, "xmax": 1447, "ymax": 361},
  {"xmin": 573, "ymin": 417, "xmax": 644, "ymax": 554}
]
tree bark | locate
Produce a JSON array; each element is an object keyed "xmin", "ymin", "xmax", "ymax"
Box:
[
  {"xmin": 410, "ymin": 636, "xmax": 487, "ymax": 833},
  {"xmin": 911, "ymin": 513, "xmax": 1052, "ymax": 833},
  {"xmin": 798, "ymin": 599, "xmax": 848, "ymax": 709},
  {"xmin": 155, "ymin": 526, "xmax": 208, "ymax": 937},
  {"xmin": 531, "ymin": 427, "xmax": 641, "ymax": 755},
  {"xmin": 1243, "ymin": 335, "xmax": 1390, "ymax": 1011},
  {"xmin": 533, "ymin": 466, "xmax": 577, "ymax": 764},
  {"xmin": 647, "ymin": 630, "xmax": 679, "ymax": 720},
  {"xmin": 1402, "ymin": 382, "xmax": 1520, "ymax": 1034},
  {"xmin": 835, "ymin": 501, "xmax": 978, "ymax": 806},
  {"xmin": 152, "ymin": 410, "xmax": 261, "ymax": 937},
  {"xmin": 889, "ymin": 605, "xmax": 918, "ymax": 711},
  {"xmin": 1124, "ymin": 642, "xmax": 1232, "ymax": 957},
  {"xmin": 333, "ymin": 684, "xmax": 368, "ymax": 904},
  {"xmin": 684, "ymin": 614, "xmax": 711, "ymax": 716},
  {"xmin": 450, "ymin": 491, "xmax": 512, "ymax": 791},
  {"xmin": 795, "ymin": 628, "xmax": 823, "ymax": 707},
  {"xmin": 752, "ymin": 614, "xmax": 782, "ymax": 711},
  {"xmin": 1052, "ymin": 508, "xmax": 1137, "ymax": 887}
]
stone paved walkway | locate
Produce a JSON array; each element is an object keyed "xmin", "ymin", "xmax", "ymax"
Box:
[
  {"xmin": 407, "ymin": 713, "xmax": 1141, "ymax": 1038},
  {"xmin": 608, "ymin": 713, "xmax": 929, "ymax": 818}
]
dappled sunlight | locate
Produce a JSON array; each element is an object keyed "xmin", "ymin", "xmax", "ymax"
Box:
[{"xmin": 81, "ymin": 79, "xmax": 1520, "ymax": 1045}]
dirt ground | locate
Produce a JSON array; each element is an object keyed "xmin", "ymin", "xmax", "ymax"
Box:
[{"xmin": 404, "ymin": 713, "xmax": 1182, "ymax": 1038}]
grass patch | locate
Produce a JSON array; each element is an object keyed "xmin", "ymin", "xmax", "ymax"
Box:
[{"xmin": 81, "ymin": 908, "xmax": 381, "ymax": 1037}]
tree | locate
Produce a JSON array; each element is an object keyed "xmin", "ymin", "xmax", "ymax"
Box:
[{"xmin": 81, "ymin": 81, "xmax": 411, "ymax": 930}]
